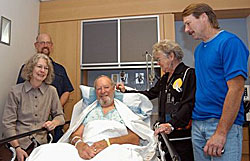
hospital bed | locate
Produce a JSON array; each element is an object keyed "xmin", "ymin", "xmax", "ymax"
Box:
[
  {"xmin": 68, "ymin": 85, "xmax": 181, "ymax": 161},
  {"xmin": 0, "ymin": 85, "xmax": 180, "ymax": 161}
]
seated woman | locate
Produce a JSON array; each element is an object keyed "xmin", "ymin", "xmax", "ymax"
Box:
[
  {"xmin": 26, "ymin": 75, "xmax": 157, "ymax": 161},
  {"xmin": 1, "ymin": 53, "xmax": 65, "ymax": 161}
]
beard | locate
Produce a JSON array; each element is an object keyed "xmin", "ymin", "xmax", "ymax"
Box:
[{"xmin": 98, "ymin": 94, "xmax": 114, "ymax": 107}]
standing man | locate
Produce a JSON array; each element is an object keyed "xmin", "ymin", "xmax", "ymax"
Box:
[
  {"xmin": 182, "ymin": 3, "xmax": 249, "ymax": 161},
  {"xmin": 16, "ymin": 33, "xmax": 74, "ymax": 142}
]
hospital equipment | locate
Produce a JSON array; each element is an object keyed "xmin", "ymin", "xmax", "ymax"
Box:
[{"xmin": 145, "ymin": 51, "xmax": 155, "ymax": 90}]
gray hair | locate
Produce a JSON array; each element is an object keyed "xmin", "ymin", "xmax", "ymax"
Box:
[
  {"xmin": 21, "ymin": 53, "xmax": 54, "ymax": 84},
  {"xmin": 93, "ymin": 75, "xmax": 115, "ymax": 89},
  {"xmin": 152, "ymin": 39, "xmax": 184, "ymax": 61}
]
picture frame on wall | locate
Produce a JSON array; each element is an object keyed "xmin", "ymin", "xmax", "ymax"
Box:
[{"xmin": 0, "ymin": 16, "xmax": 11, "ymax": 45}]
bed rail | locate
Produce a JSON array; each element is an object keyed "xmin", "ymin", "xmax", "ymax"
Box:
[{"xmin": 0, "ymin": 121, "xmax": 70, "ymax": 145}]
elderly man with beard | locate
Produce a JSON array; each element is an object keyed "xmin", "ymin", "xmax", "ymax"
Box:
[
  {"xmin": 16, "ymin": 33, "xmax": 74, "ymax": 142},
  {"xmin": 69, "ymin": 75, "xmax": 141, "ymax": 160}
]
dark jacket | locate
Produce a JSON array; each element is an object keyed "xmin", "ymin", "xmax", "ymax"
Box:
[{"xmin": 126, "ymin": 62, "xmax": 196, "ymax": 138}]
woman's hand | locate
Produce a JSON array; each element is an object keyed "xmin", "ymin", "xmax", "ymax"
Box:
[
  {"xmin": 116, "ymin": 83, "xmax": 125, "ymax": 92},
  {"xmin": 42, "ymin": 120, "xmax": 58, "ymax": 131},
  {"xmin": 76, "ymin": 141, "xmax": 97, "ymax": 160},
  {"xmin": 154, "ymin": 123, "xmax": 173, "ymax": 135},
  {"xmin": 16, "ymin": 147, "xmax": 28, "ymax": 161}
]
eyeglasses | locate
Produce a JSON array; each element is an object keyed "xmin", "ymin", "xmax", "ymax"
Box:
[
  {"xmin": 36, "ymin": 41, "xmax": 53, "ymax": 46},
  {"xmin": 35, "ymin": 64, "xmax": 49, "ymax": 71}
]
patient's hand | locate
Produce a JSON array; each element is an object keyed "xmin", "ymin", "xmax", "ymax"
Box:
[
  {"xmin": 76, "ymin": 141, "xmax": 97, "ymax": 160},
  {"xmin": 91, "ymin": 140, "xmax": 108, "ymax": 154}
]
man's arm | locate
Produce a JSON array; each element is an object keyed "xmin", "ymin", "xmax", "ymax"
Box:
[
  {"xmin": 108, "ymin": 129, "xmax": 140, "ymax": 145},
  {"xmin": 91, "ymin": 129, "xmax": 140, "ymax": 153},
  {"xmin": 69, "ymin": 124, "xmax": 96, "ymax": 160},
  {"xmin": 204, "ymin": 75, "xmax": 245, "ymax": 156},
  {"xmin": 60, "ymin": 91, "xmax": 70, "ymax": 108}
]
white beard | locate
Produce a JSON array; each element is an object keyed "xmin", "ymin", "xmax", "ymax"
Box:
[{"xmin": 98, "ymin": 94, "xmax": 114, "ymax": 107}]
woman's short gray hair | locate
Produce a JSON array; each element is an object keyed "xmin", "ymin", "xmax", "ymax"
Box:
[
  {"xmin": 21, "ymin": 53, "xmax": 54, "ymax": 84},
  {"xmin": 152, "ymin": 39, "xmax": 184, "ymax": 61}
]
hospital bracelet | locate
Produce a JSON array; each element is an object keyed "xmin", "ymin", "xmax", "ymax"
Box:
[
  {"xmin": 74, "ymin": 139, "xmax": 83, "ymax": 147},
  {"xmin": 70, "ymin": 136, "xmax": 81, "ymax": 145},
  {"xmin": 105, "ymin": 138, "xmax": 111, "ymax": 147}
]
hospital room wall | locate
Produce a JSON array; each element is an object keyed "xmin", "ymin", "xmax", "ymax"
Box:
[{"xmin": 0, "ymin": 0, "xmax": 40, "ymax": 138}]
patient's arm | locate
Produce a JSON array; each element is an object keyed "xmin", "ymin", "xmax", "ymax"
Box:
[
  {"xmin": 69, "ymin": 124, "xmax": 97, "ymax": 159},
  {"xmin": 90, "ymin": 128, "xmax": 140, "ymax": 153}
]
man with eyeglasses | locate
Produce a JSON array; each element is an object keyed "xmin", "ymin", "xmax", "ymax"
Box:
[{"xmin": 16, "ymin": 33, "xmax": 74, "ymax": 142}]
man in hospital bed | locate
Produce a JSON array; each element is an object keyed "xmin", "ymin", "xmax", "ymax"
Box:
[{"xmin": 27, "ymin": 75, "xmax": 157, "ymax": 161}]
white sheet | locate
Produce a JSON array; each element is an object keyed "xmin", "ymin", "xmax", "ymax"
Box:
[{"xmin": 27, "ymin": 99, "xmax": 157, "ymax": 161}]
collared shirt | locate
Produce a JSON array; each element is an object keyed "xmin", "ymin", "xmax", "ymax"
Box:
[
  {"xmin": 16, "ymin": 57, "xmax": 74, "ymax": 97},
  {"xmin": 2, "ymin": 81, "xmax": 65, "ymax": 149}
]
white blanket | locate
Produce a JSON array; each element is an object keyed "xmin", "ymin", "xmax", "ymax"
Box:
[{"xmin": 27, "ymin": 99, "xmax": 157, "ymax": 161}]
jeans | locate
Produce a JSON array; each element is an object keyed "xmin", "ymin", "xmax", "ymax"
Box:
[{"xmin": 192, "ymin": 118, "xmax": 242, "ymax": 161}]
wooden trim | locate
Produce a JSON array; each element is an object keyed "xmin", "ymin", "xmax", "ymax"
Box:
[
  {"xmin": 159, "ymin": 14, "xmax": 165, "ymax": 40},
  {"xmin": 40, "ymin": 0, "xmax": 250, "ymax": 23},
  {"xmin": 163, "ymin": 14, "xmax": 175, "ymax": 41},
  {"xmin": 76, "ymin": 20, "xmax": 81, "ymax": 102}
]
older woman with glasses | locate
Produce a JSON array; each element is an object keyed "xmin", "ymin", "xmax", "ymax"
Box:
[
  {"xmin": 1, "ymin": 53, "xmax": 65, "ymax": 161},
  {"xmin": 117, "ymin": 39, "xmax": 196, "ymax": 161}
]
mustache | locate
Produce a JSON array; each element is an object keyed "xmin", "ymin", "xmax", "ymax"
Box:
[
  {"xmin": 41, "ymin": 47, "xmax": 50, "ymax": 52},
  {"xmin": 188, "ymin": 31, "xmax": 194, "ymax": 35}
]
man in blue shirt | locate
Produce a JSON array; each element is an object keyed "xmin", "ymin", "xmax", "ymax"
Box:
[
  {"xmin": 16, "ymin": 33, "xmax": 74, "ymax": 142},
  {"xmin": 182, "ymin": 3, "xmax": 249, "ymax": 161}
]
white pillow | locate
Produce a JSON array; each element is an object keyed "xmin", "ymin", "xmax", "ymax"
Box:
[{"xmin": 79, "ymin": 85, "xmax": 153, "ymax": 122}]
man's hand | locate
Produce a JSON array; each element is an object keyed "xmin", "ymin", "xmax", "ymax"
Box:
[
  {"xmin": 16, "ymin": 147, "xmax": 28, "ymax": 161},
  {"xmin": 76, "ymin": 142, "xmax": 97, "ymax": 159},
  {"xmin": 90, "ymin": 140, "xmax": 108, "ymax": 154},
  {"xmin": 203, "ymin": 132, "xmax": 226, "ymax": 157}
]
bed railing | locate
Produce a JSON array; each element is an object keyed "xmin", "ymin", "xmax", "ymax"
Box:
[{"xmin": 0, "ymin": 120, "xmax": 70, "ymax": 145}]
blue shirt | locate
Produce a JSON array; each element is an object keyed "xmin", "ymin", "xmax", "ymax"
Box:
[
  {"xmin": 17, "ymin": 58, "xmax": 74, "ymax": 97},
  {"xmin": 193, "ymin": 30, "xmax": 249, "ymax": 125}
]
